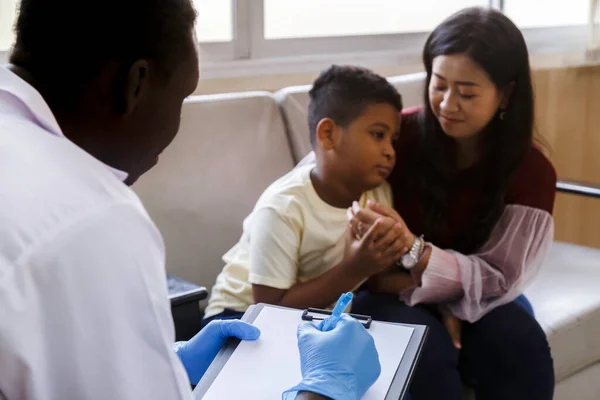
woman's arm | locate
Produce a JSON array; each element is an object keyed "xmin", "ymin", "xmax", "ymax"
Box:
[
  {"xmin": 351, "ymin": 146, "xmax": 557, "ymax": 322},
  {"xmin": 352, "ymin": 201, "xmax": 554, "ymax": 323},
  {"xmin": 405, "ymin": 204, "xmax": 554, "ymax": 322}
]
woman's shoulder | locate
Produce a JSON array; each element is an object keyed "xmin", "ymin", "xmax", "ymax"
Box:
[
  {"xmin": 388, "ymin": 107, "xmax": 422, "ymax": 184},
  {"xmin": 395, "ymin": 106, "xmax": 423, "ymax": 152},
  {"xmin": 400, "ymin": 106, "xmax": 423, "ymax": 131},
  {"xmin": 506, "ymin": 146, "xmax": 557, "ymax": 214}
]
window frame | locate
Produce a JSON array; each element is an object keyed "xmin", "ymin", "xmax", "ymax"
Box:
[
  {"xmin": 201, "ymin": 0, "xmax": 589, "ymax": 77},
  {"xmin": 0, "ymin": 0, "xmax": 591, "ymax": 77},
  {"xmin": 249, "ymin": 0, "xmax": 494, "ymax": 59},
  {"xmin": 195, "ymin": 0, "xmax": 247, "ymax": 62}
]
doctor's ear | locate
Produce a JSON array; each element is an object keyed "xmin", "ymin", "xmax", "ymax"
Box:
[{"xmin": 113, "ymin": 60, "xmax": 149, "ymax": 115}]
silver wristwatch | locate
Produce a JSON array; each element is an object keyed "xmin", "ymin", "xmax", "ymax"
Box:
[{"xmin": 399, "ymin": 235, "xmax": 425, "ymax": 270}]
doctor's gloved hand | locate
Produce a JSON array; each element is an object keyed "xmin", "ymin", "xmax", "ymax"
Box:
[
  {"xmin": 173, "ymin": 319, "xmax": 260, "ymax": 385},
  {"xmin": 283, "ymin": 314, "xmax": 381, "ymax": 400}
]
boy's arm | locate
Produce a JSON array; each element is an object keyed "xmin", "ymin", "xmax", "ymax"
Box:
[
  {"xmin": 253, "ymin": 258, "xmax": 364, "ymax": 310},
  {"xmin": 249, "ymin": 208, "xmax": 365, "ymax": 309}
]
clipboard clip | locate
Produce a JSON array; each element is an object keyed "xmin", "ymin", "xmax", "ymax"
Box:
[{"xmin": 301, "ymin": 307, "xmax": 372, "ymax": 329}]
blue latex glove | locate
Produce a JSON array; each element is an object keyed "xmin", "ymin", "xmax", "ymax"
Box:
[
  {"xmin": 173, "ymin": 320, "xmax": 260, "ymax": 385},
  {"xmin": 283, "ymin": 314, "xmax": 381, "ymax": 400}
]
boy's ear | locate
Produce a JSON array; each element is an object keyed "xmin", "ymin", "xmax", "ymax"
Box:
[{"xmin": 315, "ymin": 118, "xmax": 339, "ymax": 150}]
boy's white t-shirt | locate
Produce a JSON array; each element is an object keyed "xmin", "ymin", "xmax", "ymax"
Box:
[{"xmin": 204, "ymin": 163, "xmax": 393, "ymax": 318}]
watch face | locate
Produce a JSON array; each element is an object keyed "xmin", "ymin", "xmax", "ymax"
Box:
[{"xmin": 402, "ymin": 255, "xmax": 418, "ymax": 268}]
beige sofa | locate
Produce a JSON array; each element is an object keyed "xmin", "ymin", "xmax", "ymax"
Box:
[{"xmin": 133, "ymin": 73, "xmax": 600, "ymax": 399}]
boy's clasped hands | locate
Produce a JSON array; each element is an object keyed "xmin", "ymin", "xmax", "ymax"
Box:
[{"xmin": 343, "ymin": 199, "xmax": 415, "ymax": 286}]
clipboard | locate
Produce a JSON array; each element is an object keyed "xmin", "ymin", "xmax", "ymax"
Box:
[
  {"xmin": 302, "ymin": 307, "xmax": 373, "ymax": 329},
  {"xmin": 195, "ymin": 303, "xmax": 428, "ymax": 400}
]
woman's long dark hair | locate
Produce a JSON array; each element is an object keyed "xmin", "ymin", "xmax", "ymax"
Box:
[{"xmin": 405, "ymin": 7, "xmax": 535, "ymax": 253}]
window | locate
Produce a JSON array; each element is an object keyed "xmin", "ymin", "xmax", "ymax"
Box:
[
  {"xmin": 504, "ymin": 0, "xmax": 589, "ymax": 29},
  {"xmin": 193, "ymin": 0, "xmax": 233, "ymax": 42},
  {"xmin": 0, "ymin": 0, "xmax": 591, "ymax": 74},
  {"xmin": 251, "ymin": 0, "xmax": 492, "ymax": 59},
  {"xmin": 264, "ymin": 0, "xmax": 488, "ymax": 39},
  {"xmin": 0, "ymin": 0, "xmax": 233, "ymax": 52},
  {"xmin": 0, "ymin": 0, "xmax": 17, "ymax": 51}
]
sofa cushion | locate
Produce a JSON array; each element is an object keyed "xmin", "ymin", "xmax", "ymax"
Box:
[
  {"xmin": 525, "ymin": 242, "xmax": 600, "ymax": 381},
  {"xmin": 387, "ymin": 72, "xmax": 427, "ymax": 106},
  {"xmin": 554, "ymin": 361, "xmax": 600, "ymax": 400},
  {"xmin": 275, "ymin": 72, "xmax": 426, "ymax": 163},
  {"xmin": 274, "ymin": 84, "xmax": 311, "ymax": 164},
  {"xmin": 134, "ymin": 92, "xmax": 295, "ymax": 288}
]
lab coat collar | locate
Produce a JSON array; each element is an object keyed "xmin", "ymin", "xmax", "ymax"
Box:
[{"xmin": 0, "ymin": 65, "xmax": 129, "ymax": 182}]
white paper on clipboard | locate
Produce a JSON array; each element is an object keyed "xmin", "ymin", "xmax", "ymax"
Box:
[{"xmin": 195, "ymin": 306, "xmax": 414, "ymax": 399}]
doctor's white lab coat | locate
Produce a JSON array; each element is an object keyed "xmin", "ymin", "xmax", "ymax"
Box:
[{"xmin": 0, "ymin": 65, "xmax": 192, "ymax": 399}]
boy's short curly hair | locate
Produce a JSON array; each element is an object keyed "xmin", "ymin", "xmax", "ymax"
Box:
[{"xmin": 308, "ymin": 65, "xmax": 403, "ymax": 148}]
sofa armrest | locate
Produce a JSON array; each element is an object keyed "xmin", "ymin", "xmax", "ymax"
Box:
[
  {"xmin": 167, "ymin": 274, "xmax": 208, "ymax": 307},
  {"xmin": 556, "ymin": 179, "xmax": 600, "ymax": 199}
]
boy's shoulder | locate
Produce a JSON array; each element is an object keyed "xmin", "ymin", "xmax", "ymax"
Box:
[
  {"xmin": 359, "ymin": 181, "xmax": 393, "ymax": 208},
  {"xmin": 252, "ymin": 162, "xmax": 393, "ymax": 219},
  {"xmin": 253, "ymin": 163, "xmax": 316, "ymax": 214}
]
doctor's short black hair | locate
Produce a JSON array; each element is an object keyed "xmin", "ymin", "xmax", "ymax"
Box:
[
  {"xmin": 9, "ymin": 0, "xmax": 197, "ymax": 110},
  {"xmin": 307, "ymin": 65, "xmax": 403, "ymax": 148}
]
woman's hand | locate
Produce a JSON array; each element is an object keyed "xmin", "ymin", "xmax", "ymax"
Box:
[
  {"xmin": 349, "ymin": 200, "xmax": 415, "ymax": 256},
  {"xmin": 342, "ymin": 221, "xmax": 405, "ymax": 278},
  {"xmin": 442, "ymin": 313, "xmax": 462, "ymax": 350},
  {"xmin": 350, "ymin": 200, "xmax": 432, "ymax": 281}
]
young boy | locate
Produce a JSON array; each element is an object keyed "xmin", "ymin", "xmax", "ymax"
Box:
[{"xmin": 203, "ymin": 65, "xmax": 404, "ymax": 323}]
